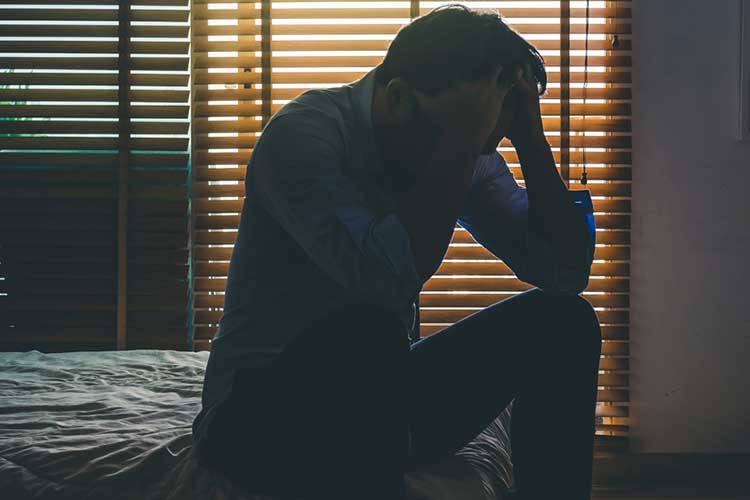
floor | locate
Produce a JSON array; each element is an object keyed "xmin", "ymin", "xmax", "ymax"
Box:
[{"xmin": 592, "ymin": 487, "xmax": 749, "ymax": 500}]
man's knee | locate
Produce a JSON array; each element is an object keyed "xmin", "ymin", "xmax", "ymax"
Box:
[
  {"xmin": 559, "ymin": 293, "xmax": 601, "ymax": 354},
  {"xmin": 524, "ymin": 289, "xmax": 602, "ymax": 352},
  {"xmin": 568, "ymin": 294, "xmax": 601, "ymax": 352}
]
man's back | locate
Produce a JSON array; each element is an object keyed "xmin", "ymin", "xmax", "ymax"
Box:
[{"xmin": 198, "ymin": 71, "xmax": 419, "ymax": 412}]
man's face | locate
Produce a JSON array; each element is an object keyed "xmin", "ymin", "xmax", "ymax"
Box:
[
  {"xmin": 406, "ymin": 68, "xmax": 523, "ymax": 158},
  {"xmin": 480, "ymin": 85, "xmax": 519, "ymax": 155},
  {"xmin": 381, "ymin": 66, "xmax": 524, "ymax": 186}
]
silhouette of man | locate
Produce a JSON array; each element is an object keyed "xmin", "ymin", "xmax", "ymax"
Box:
[{"xmin": 194, "ymin": 5, "xmax": 601, "ymax": 500}]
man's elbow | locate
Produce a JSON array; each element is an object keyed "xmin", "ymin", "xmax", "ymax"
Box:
[
  {"xmin": 516, "ymin": 248, "xmax": 593, "ymax": 295},
  {"xmin": 520, "ymin": 205, "xmax": 595, "ymax": 293},
  {"xmin": 555, "ymin": 219, "xmax": 595, "ymax": 292},
  {"xmin": 559, "ymin": 238, "xmax": 595, "ymax": 294}
]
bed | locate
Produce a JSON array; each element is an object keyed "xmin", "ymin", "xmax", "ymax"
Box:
[{"xmin": 0, "ymin": 349, "xmax": 514, "ymax": 500}]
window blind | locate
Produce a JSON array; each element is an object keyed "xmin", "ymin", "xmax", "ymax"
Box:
[
  {"xmin": 190, "ymin": 0, "xmax": 631, "ymax": 452},
  {"xmin": 190, "ymin": 0, "xmax": 264, "ymax": 347},
  {"xmin": 126, "ymin": 0, "xmax": 191, "ymax": 350},
  {"xmin": 0, "ymin": 1, "xmax": 191, "ymax": 351}
]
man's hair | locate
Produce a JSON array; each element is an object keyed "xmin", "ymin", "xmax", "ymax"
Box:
[{"xmin": 375, "ymin": 4, "xmax": 547, "ymax": 96}]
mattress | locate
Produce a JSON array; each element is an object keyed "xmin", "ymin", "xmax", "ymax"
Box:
[{"xmin": 0, "ymin": 349, "xmax": 513, "ymax": 500}]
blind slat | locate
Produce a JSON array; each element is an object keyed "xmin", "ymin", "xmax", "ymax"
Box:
[{"xmin": 0, "ymin": 1, "xmax": 190, "ymax": 351}]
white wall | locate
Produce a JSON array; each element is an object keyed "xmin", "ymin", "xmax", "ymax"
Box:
[{"xmin": 631, "ymin": 0, "xmax": 750, "ymax": 453}]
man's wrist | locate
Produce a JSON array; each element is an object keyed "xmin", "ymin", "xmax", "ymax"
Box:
[
  {"xmin": 512, "ymin": 133, "xmax": 550, "ymax": 155},
  {"xmin": 511, "ymin": 135, "xmax": 552, "ymax": 159}
]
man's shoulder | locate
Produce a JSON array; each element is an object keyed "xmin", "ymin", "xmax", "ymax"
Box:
[
  {"xmin": 248, "ymin": 88, "xmax": 357, "ymax": 181},
  {"xmin": 270, "ymin": 86, "xmax": 354, "ymax": 134}
]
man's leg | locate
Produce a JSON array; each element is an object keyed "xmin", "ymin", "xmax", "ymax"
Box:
[
  {"xmin": 202, "ymin": 304, "xmax": 410, "ymax": 500},
  {"xmin": 407, "ymin": 288, "xmax": 601, "ymax": 499}
]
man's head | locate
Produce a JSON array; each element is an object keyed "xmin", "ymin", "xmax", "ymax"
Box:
[
  {"xmin": 375, "ymin": 4, "xmax": 546, "ymax": 97},
  {"xmin": 372, "ymin": 4, "xmax": 547, "ymax": 162}
]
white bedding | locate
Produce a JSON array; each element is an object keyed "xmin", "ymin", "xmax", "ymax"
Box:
[{"xmin": 0, "ymin": 350, "xmax": 513, "ymax": 500}]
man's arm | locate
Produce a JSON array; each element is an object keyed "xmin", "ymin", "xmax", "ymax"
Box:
[
  {"xmin": 396, "ymin": 134, "xmax": 477, "ymax": 282},
  {"xmin": 508, "ymin": 75, "xmax": 592, "ymax": 277},
  {"xmin": 251, "ymin": 111, "xmax": 421, "ymax": 310},
  {"xmin": 394, "ymin": 68, "xmax": 511, "ymax": 282},
  {"xmin": 515, "ymin": 135, "xmax": 593, "ymax": 277},
  {"xmin": 458, "ymin": 151, "xmax": 593, "ymax": 293}
]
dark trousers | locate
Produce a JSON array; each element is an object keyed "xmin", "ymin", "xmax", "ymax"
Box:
[{"xmin": 199, "ymin": 289, "xmax": 602, "ymax": 500}]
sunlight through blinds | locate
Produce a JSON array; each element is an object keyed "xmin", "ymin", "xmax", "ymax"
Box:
[{"xmin": 190, "ymin": 0, "xmax": 631, "ymax": 452}]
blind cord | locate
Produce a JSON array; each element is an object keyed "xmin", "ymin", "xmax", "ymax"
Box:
[{"xmin": 581, "ymin": 0, "xmax": 590, "ymax": 185}]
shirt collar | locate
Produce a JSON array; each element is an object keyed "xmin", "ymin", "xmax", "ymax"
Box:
[{"xmin": 349, "ymin": 67, "xmax": 385, "ymax": 175}]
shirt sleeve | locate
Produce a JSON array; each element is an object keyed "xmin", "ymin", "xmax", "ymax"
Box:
[
  {"xmin": 457, "ymin": 151, "xmax": 593, "ymax": 293},
  {"xmin": 249, "ymin": 110, "xmax": 421, "ymax": 310}
]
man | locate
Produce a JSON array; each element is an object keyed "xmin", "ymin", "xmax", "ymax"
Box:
[{"xmin": 193, "ymin": 5, "xmax": 601, "ymax": 500}]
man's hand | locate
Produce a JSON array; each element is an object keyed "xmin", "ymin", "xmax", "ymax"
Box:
[
  {"xmin": 498, "ymin": 69, "xmax": 593, "ymax": 280},
  {"xmin": 503, "ymin": 71, "xmax": 547, "ymax": 150},
  {"xmin": 396, "ymin": 66, "xmax": 519, "ymax": 281},
  {"xmin": 413, "ymin": 66, "xmax": 516, "ymax": 157}
]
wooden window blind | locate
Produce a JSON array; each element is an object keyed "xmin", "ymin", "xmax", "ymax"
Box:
[
  {"xmin": 190, "ymin": 0, "xmax": 631, "ymax": 452},
  {"xmin": 0, "ymin": 1, "xmax": 192, "ymax": 351}
]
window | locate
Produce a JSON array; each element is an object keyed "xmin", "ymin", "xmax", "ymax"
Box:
[
  {"xmin": 0, "ymin": 0, "xmax": 630, "ymax": 451},
  {"xmin": 190, "ymin": 0, "xmax": 631, "ymax": 452},
  {"xmin": 0, "ymin": 1, "xmax": 191, "ymax": 350}
]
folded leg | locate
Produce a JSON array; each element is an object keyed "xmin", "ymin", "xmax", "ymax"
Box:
[
  {"xmin": 200, "ymin": 304, "xmax": 411, "ymax": 500},
  {"xmin": 407, "ymin": 288, "xmax": 601, "ymax": 499}
]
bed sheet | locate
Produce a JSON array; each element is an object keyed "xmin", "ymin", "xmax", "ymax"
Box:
[{"xmin": 0, "ymin": 350, "xmax": 512, "ymax": 500}]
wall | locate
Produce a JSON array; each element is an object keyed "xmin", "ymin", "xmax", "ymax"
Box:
[{"xmin": 631, "ymin": 0, "xmax": 750, "ymax": 453}]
